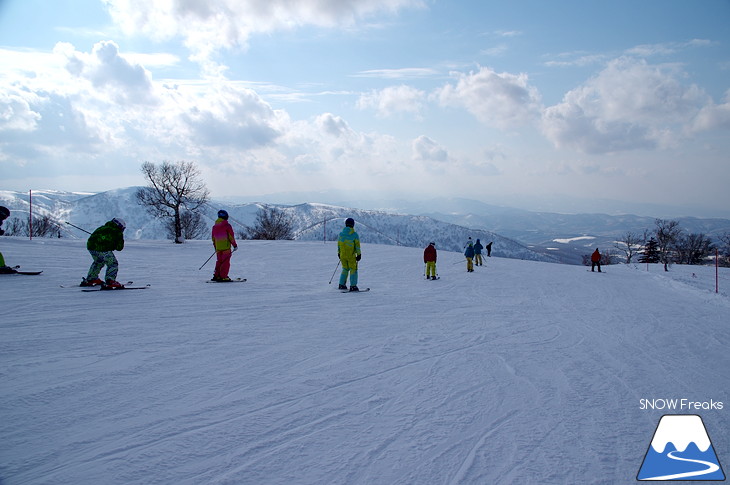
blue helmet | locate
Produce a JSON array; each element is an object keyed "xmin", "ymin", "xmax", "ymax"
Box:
[{"xmin": 218, "ymin": 210, "xmax": 229, "ymax": 220}]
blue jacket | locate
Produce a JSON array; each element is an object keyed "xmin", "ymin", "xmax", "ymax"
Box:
[
  {"xmin": 464, "ymin": 245, "xmax": 475, "ymax": 258},
  {"xmin": 474, "ymin": 240, "xmax": 483, "ymax": 254}
]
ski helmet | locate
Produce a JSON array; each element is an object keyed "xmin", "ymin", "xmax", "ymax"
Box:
[
  {"xmin": 0, "ymin": 206, "xmax": 9, "ymax": 220},
  {"xmin": 112, "ymin": 218, "xmax": 126, "ymax": 230},
  {"xmin": 345, "ymin": 217, "xmax": 355, "ymax": 227},
  {"xmin": 218, "ymin": 209, "xmax": 229, "ymax": 220}
]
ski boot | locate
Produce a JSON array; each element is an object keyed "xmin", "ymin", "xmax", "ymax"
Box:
[
  {"xmin": 103, "ymin": 279, "xmax": 125, "ymax": 289},
  {"xmin": 80, "ymin": 277, "xmax": 104, "ymax": 287},
  {"xmin": 349, "ymin": 286, "xmax": 360, "ymax": 292},
  {"xmin": 338, "ymin": 284, "xmax": 348, "ymax": 290}
]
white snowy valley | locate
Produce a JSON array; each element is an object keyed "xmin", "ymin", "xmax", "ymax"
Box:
[{"xmin": 1, "ymin": 237, "xmax": 728, "ymax": 484}]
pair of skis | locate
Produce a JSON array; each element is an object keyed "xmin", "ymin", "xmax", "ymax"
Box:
[
  {"xmin": 0, "ymin": 265, "xmax": 43, "ymax": 276},
  {"xmin": 340, "ymin": 287, "xmax": 370, "ymax": 293},
  {"xmin": 60, "ymin": 281, "xmax": 149, "ymax": 291},
  {"xmin": 81, "ymin": 284, "xmax": 150, "ymax": 292}
]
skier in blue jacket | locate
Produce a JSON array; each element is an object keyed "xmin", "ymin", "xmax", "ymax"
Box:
[
  {"xmin": 464, "ymin": 240, "xmax": 475, "ymax": 272},
  {"xmin": 473, "ymin": 239, "xmax": 484, "ymax": 266}
]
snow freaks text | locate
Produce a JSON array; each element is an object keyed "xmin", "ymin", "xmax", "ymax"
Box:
[{"xmin": 639, "ymin": 399, "xmax": 724, "ymax": 411}]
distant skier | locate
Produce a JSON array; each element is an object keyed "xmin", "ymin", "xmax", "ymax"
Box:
[
  {"xmin": 591, "ymin": 248, "xmax": 602, "ymax": 272},
  {"xmin": 486, "ymin": 241, "xmax": 493, "ymax": 257},
  {"xmin": 338, "ymin": 217, "xmax": 361, "ymax": 291},
  {"xmin": 211, "ymin": 210, "xmax": 238, "ymax": 282},
  {"xmin": 473, "ymin": 239, "xmax": 484, "ymax": 266},
  {"xmin": 424, "ymin": 242, "xmax": 437, "ymax": 280},
  {"xmin": 81, "ymin": 218, "xmax": 126, "ymax": 287},
  {"xmin": 0, "ymin": 206, "xmax": 18, "ymax": 274},
  {"xmin": 464, "ymin": 240, "xmax": 475, "ymax": 273}
]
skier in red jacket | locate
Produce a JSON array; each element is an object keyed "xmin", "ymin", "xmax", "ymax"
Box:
[
  {"xmin": 424, "ymin": 242, "xmax": 437, "ymax": 280},
  {"xmin": 591, "ymin": 248, "xmax": 602, "ymax": 272}
]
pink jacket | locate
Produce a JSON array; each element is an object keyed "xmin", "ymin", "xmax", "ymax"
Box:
[{"xmin": 212, "ymin": 218, "xmax": 237, "ymax": 251}]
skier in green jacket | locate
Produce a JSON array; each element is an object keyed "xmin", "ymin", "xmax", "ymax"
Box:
[
  {"xmin": 81, "ymin": 218, "xmax": 126, "ymax": 287},
  {"xmin": 0, "ymin": 206, "xmax": 17, "ymax": 273}
]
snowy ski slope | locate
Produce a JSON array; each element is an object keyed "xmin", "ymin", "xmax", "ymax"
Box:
[{"xmin": 1, "ymin": 237, "xmax": 728, "ymax": 484}]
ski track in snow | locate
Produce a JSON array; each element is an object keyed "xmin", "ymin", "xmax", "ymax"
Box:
[{"xmin": 0, "ymin": 237, "xmax": 728, "ymax": 484}]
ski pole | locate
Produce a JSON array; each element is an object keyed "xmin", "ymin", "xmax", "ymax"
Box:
[
  {"xmin": 65, "ymin": 221, "xmax": 92, "ymax": 235},
  {"xmin": 199, "ymin": 251, "xmax": 216, "ymax": 270},
  {"xmin": 328, "ymin": 260, "xmax": 341, "ymax": 284}
]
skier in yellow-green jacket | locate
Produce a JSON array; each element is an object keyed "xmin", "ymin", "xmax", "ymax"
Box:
[{"xmin": 337, "ymin": 218, "xmax": 361, "ymax": 291}]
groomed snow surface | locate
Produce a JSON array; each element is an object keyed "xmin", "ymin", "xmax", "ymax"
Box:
[{"xmin": 1, "ymin": 237, "xmax": 728, "ymax": 484}]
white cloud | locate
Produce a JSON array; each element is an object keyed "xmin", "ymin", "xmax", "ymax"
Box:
[
  {"xmin": 56, "ymin": 41, "xmax": 156, "ymax": 105},
  {"xmin": 178, "ymin": 84, "xmax": 285, "ymax": 149},
  {"xmin": 0, "ymin": 90, "xmax": 41, "ymax": 132},
  {"xmin": 690, "ymin": 89, "xmax": 730, "ymax": 133},
  {"xmin": 625, "ymin": 39, "xmax": 715, "ymax": 58},
  {"xmin": 354, "ymin": 68, "xmax": 439, "ymax": 79},
  {"xmin": 356, "ymin": 85, "xmax": 426, "ymax": 118},
  {"xmin": 412, "ymin": 135, "xmax": 448, "ymax": 163},
  {"xmin": 433, "ymin": 66, "xmax": 542, "ymax": 129},
  {"xmin": 480, "ymin": 44, "xmax": 508, "ymax": 57},
  {"xmin": 102, "ymin": 0, "xmax": 424, "ymax": 66},
  {"xmin": 541, "ymin": 57, "xmax": 711, "ymax": 153}
]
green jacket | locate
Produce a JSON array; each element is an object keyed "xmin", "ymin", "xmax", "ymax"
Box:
[{"xmin": 87, "ymin": 221, "xmax": 125, "ymax": 252}]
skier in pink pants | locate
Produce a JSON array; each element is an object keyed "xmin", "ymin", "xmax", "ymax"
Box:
[{"xmin": 211, "ymin": 210, "xmax": 237, "ymax": 281}]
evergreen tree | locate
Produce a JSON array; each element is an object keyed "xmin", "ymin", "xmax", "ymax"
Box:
[{"xmin": 639, "ymin": 237, "xmax": 660, "ymax": 264}]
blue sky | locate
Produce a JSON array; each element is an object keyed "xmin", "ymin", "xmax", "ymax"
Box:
[{"xmin": 1, "ymin": 0, "xmax": 729, "ymax": 216}]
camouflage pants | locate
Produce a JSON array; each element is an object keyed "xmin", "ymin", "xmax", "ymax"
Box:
[{"xmin": 87, "ymin": 250, "xmax": 118, "ymax": 281}]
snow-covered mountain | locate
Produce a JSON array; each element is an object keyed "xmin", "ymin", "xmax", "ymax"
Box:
[{"xmin": 0, "ymin": 188, "xmax": 557, "ymax": 263}]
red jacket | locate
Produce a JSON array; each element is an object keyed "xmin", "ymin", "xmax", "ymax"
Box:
[
  {"xmin": 591, "ymin": 250, "xmax": 601, "ymax": 262},
  {"xmin": 424, "ymin": 244, "xmax": 437, "ymax": 263}
]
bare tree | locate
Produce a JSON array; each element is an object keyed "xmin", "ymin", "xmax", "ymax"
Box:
[
  {"xmin": 246, "ymin": 207, "xmax": 295, "ymax": 240},
  {"xmin": 136, "ymin": 161, "xmax": 210, "ymax": 243},
  {"xmin": 676, "ymin": 233, "xmax": 715, "ymax": 265},
  {"xmin": 717, "ymin": 232, "xmax": 730, "ymax": 267},
  {"xmin": 164, "ymin": 210, "xmax": 207, "ymax": 240},
  {"xmin": 614, "ymin": 231, "xmax": 642, "ymax": 264},
  {"xmin": 655, "ymin": 219, "xmax": 682, "ymax": 271},
  {"xmin": 3, "ymin": 215, "xmax": 60, "ymax": 237}
]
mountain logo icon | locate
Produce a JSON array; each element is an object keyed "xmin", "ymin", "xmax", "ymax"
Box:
[{"xmin": 637, "ymin": 414, "xmax": 726, "ymax": 481}]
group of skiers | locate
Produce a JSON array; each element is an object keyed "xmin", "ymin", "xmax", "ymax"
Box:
[
  {"xmin": 462, "ymin": 237, "xmax": 492, "ymax": 273},
  {"xmin": 1, "ymin": 206, "xmax": 549, "ymax": 289},
  {"xmin": 422, "ymin": 236, "xmax": 494, "ymax": 279}
]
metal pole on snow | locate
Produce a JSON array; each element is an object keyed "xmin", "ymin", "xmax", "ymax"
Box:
[
  {"xmin": 329, "ymin": 260, "xmax": 340, "ymax": 284},
  {"xmin": 29, "ymin": 190, "xmax": 32, "ymax": 240},
  {"xmin": 199, "ymin": 251, "xmax": 217, "ymax": 270}
]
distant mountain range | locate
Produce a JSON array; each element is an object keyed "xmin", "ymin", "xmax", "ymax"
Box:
[
  {"xmin": 2, "ymin": 188, "xmax": 729, "ymax": 265},
  {"xmin": 0, "ymin": 188, "xmax": 556, "ymax": 263}
]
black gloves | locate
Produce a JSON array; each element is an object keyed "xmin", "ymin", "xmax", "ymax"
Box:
[{"xmin": 356, "ymin": 254, "xmax": 361, "ymax": 261}]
